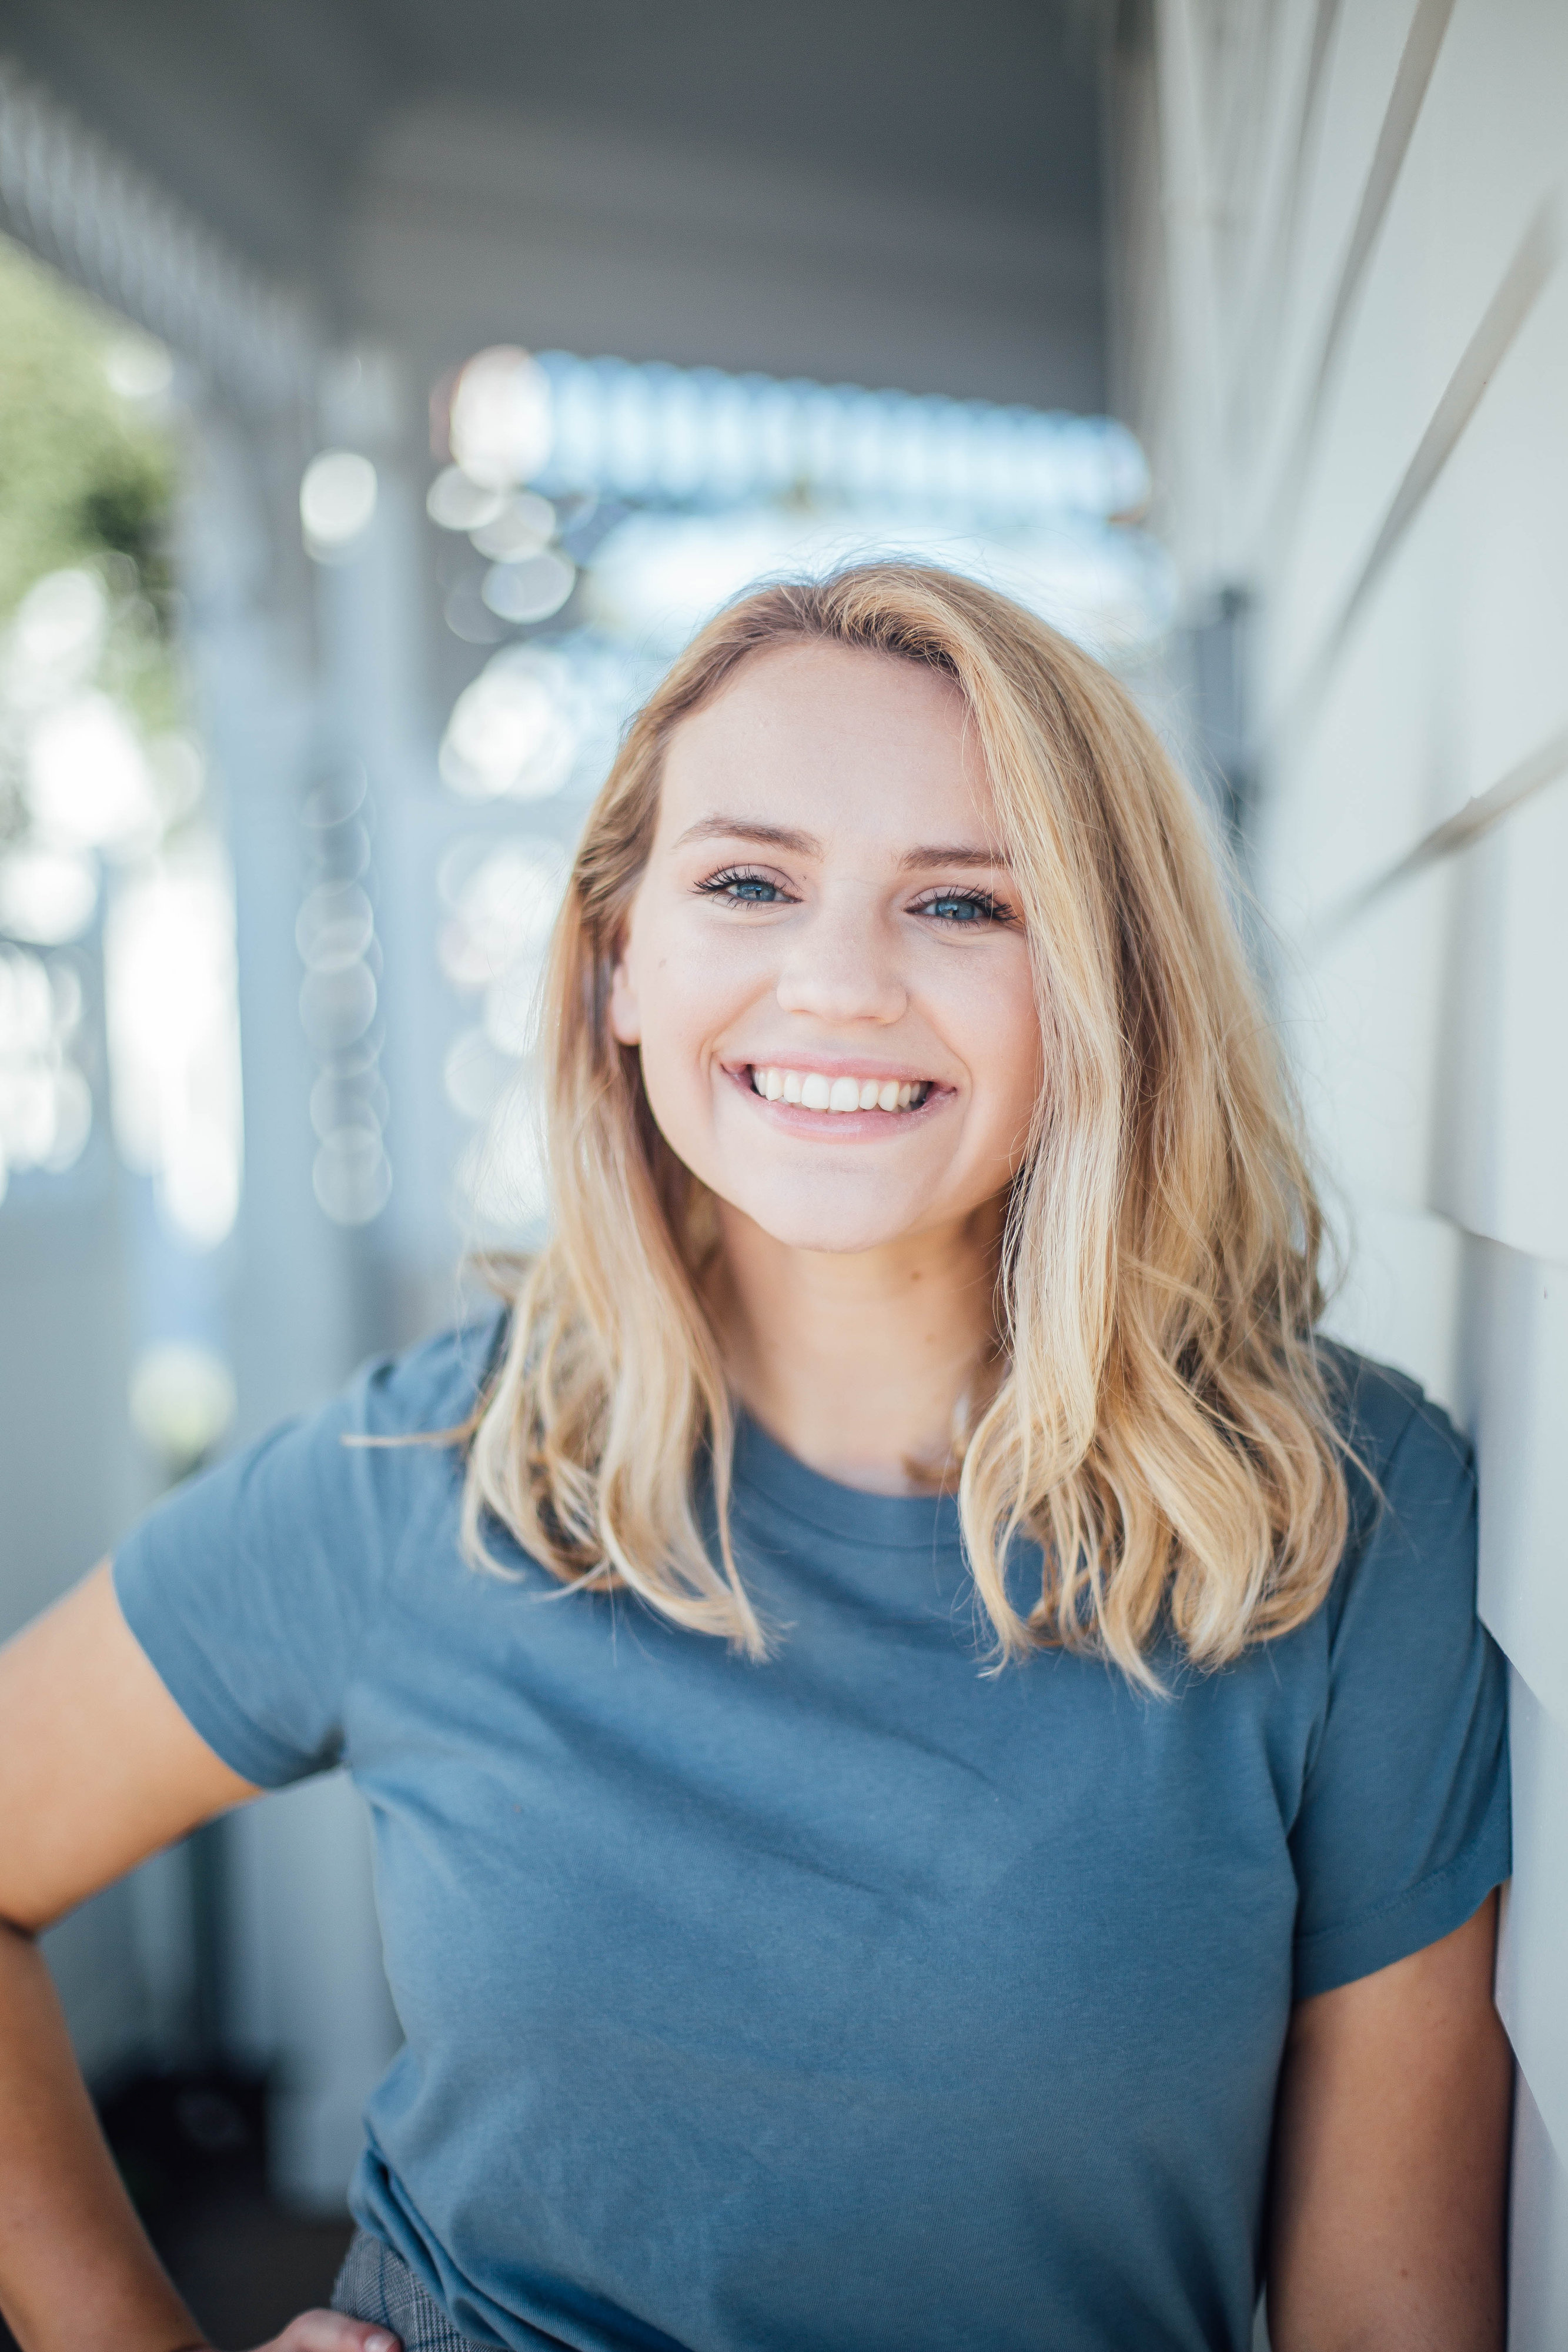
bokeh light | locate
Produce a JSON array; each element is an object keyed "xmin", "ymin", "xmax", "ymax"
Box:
[
  {"xmin": 0, "ymin": 946, "xmax": 93, "ymax": 1200},
  {"xmin": 469, "ymin": 492, "xmax": 556, "ymax": 561},
  {"xmin": 2, "ymin": 567, "xmax": 106, "ymax": 709},
  {"xmin": 0, "ymin": 535, "xmax": 242, "ymax": 1251},
  {"xmin": 103, "ymin": 847, "xmax": 243, "ymax": 1250},
  {"xmin": 480, "ymin": 549, "xmax": 576, "ymax": 626},
  {"xmin": 436, "ymin": 834, "xmax": 565, "ymax": 1061},
  {"xmin": 0, "ymin": 846, "xmax": 98, "ymax": 944},
  {"xmin": 448, "ymin": 347, "xmax": 553, "ymax": 490},
  {"xmin": 438, "ymin": 650, "xmax": 581, "ymax": 801},
  {"xmin": 531, "ymin": 354, "xmax": 1150, "ymax": 521},
  {"xmin": 433, "ymin": 833, "xmax": 566, "ymax": 1228},
  {"xmin": 456, "ymin": 1082, "xmax": 548, "ymax": 1231},
  {"xmin": 128, "ymin": 1339, "xmax": 236, "ymax": 1474},
  {"xmin": 426, "ymin": 467, "xmax": 506, "ymax": 533},
  {"xmin": 300, "ymin": 451, "xmax": 379, "ymax": 559},
  {"xmin": 103, "ymin": 336, "xmax": 175, "ymax": 405},
  {"xmin": 28, "ymin": 691, "xmax": 161, "ymax": 854}
]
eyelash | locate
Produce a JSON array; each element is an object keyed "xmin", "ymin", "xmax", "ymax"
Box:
[
  {"xmin": 695, "ymin": 867, "xmax": 1017, "ymax": 926},
  {"xmin": 697, "ymin": 864, "xmax": 794, "ymax": 906},
  {"xmin": 908, "ymin": 886, "xmax": 1016, "ymax": 927}
]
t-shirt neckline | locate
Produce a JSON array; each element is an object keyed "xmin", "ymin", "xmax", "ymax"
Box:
[{"xmin": 731, "ymin": 1411, "xmax": 962, "ymax": 1553}]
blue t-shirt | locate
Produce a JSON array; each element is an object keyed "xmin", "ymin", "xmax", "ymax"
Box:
[{"xmin": 113, "ymin": 1322, "xmax": 1509, "ymax": 2352}]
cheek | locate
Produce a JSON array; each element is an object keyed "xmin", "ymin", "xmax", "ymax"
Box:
[
  {"xmin": 623, "ymin": 921, "xmax": 753, "ymax": 1131},
  {"xmin": 613, "ymin": 901, "xmax": 702, "ymax": 1055},
  {"xmin": 639, "ymin": 909, "xmax": 770, "ymax": 1053},
  {"xmin": 953, "ymin": 960, "xmax": 1042, "ymax": 1132},
  {"xmin": 638, "ymin": 961, "xmax": 724, "ymax": 1070}
]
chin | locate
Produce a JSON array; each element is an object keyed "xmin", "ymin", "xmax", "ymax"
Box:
[
  {"xmin": 728, "ymin": 1187, "xmax": 926, "ymax": 1256},
  {"xmin": 770, "ymin": 1225, "xmax": 907, "ymax": 1256}
]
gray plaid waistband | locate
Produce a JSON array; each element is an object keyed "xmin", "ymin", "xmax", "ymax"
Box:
[{"xmin": 331, "ymin": 2227, "xmax": 506, "ymax": 2350}]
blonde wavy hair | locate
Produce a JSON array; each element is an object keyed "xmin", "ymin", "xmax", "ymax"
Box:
[{"xmin": 462, "ymin": 563, "xmax": 1348, "ymax": 1679}]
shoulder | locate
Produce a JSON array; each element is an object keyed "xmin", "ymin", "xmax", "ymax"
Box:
[
  {"xmin": 290, "ymin": 1309, "xmax": 510, "ymax": 1542},
  {"xmin": 132, "ymin": 1309, "xmax": 509, "ymax": 1567},
  {"xmin": 1315, "ymin": 1339, "xmax": 1478, "ymax": 1646},
  {"xmin": 1322, "ymin": 1338, "xmax": 1473, "ymax": 1516},
  {"xmin": 346, "ymin": 1308, "xmax": 508, "ymax": 1444},
  {"xmin": 1320, "ymin": 1339, "xmax": 1469, "ymax": 1479},
  {"xmin": 1283, "ymin": 1345, "xmax": 1507, "ymax": 1993}
]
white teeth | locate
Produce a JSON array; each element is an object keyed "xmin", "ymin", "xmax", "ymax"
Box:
[{"xmin": 751, "ymin": 1066, "xmax": 930, "ymax": 1114}]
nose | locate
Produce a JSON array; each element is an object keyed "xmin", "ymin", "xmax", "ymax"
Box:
[{"xmin": 773, "ymin": 895, "xmax": 908, "ymax": 1027}]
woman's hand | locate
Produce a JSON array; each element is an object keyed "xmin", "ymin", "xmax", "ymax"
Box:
[{"xmin": 236, "ymin": 2318, "xmax": 400, "ymax": 2352}]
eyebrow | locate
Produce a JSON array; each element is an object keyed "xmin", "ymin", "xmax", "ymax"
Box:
[
  {"xmin": 673, "ymin": 816, "xmax": 822, "ymax": 854},
  {"xmin": 898, "ymin": 843, "xmax": 1012, "ymax": 871},
  {"xmin": 673, "ymin": 815, "xmax": 1011, "ymax": 870}
]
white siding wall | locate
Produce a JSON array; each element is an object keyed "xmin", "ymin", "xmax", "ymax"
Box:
[{"xmin": 1115, "ymin": 1, "xmax": 1567, "ymax": 2333}]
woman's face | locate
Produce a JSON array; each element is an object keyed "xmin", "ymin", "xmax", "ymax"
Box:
[{"xmin": 610, "ymin": 642, "xmax": 1042, "ymax": 1256}]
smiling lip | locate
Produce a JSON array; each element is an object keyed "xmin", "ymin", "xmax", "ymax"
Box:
[{"xmin": 726, "ymin": 1061, "xmax": 947, "ymax": 1128}]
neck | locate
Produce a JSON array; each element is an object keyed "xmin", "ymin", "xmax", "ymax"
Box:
[{"xmin": 710, "ymin": 1202, "xmax": 1000, "ymax": 1495}]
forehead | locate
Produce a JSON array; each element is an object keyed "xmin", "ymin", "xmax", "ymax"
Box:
[{"xmin": 656, "ymin": 642, "xmax": 997, "ymax": 844}]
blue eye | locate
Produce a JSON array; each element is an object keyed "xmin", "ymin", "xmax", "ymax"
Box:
[
  {"xmin": 697, "ymin": 866, "xmax": 793, "ymax": 906},
  {"xmin": 917, "ymin": 890, "xmax": 1012, "ymax": 926}
]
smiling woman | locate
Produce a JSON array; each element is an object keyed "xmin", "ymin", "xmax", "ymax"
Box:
[{"xmin": 0, "ymin": 564, "xmax": 1511, "ymax": 2352}]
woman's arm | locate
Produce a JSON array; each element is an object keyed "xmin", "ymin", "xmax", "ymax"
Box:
[
  {"xmin": 0, "ymin": 1564, "xmax": 395, "ymax": 2352},
  {"xmin": 1266, "ymin": 1892, "xmax": 1512, "ymax": 2351}
]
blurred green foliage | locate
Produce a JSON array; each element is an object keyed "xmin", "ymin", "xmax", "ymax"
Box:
[
  {"xmin": 0, "ymin": 231, "xmax": 184, "ymax": 830},
  {"xmin": 0, "ymin": 232, "xmax": 176, "ymax": 627}
]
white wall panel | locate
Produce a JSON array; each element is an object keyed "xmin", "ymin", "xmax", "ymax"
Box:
[
  {"xmin": 1496, "ymin": 1675, "xmax": 1568, "ymax": 2154},
  {"xmin": 1264, "ymin": 252, "xmax": 1568, "ymax": 898},
  {"xmin": 1456, "ymin": 1241, "xmax": 1568, "ymax": 1727},
  {"xmin": 1278, "ymin": 761, "xmax": 1568, "ymax": 1265},
  {"xmin": 1430, "ymin": 271, "xmax": 1568, "ymax": 818},
  {"xmin": 1280, "ymin": 863, "xmax": 1453, "ymax": 1214},
  {"xmin": 1268, "ymin": 7, "xmax": 1563, "ymax": 701},
  {"xmin": 1509, "ymin": 2076, "xmax": 1568, "ymax": 2351},
  {"xmin": 1430, "ymin": 793, "xmax": 1568, "ymax": 1267},
  {"xmin": 1259, "ymin": 240, "xmax": 1568, "ymax": 917},
  {"xmin": 1317, "ymin": 1205, "xmax": 1463, "ymax": 1415},
  {"xmin": 1236, "ymin": 1, "xmax": 1423, "ymax": 523},
  {"xmin": 1261, "ymin": 556, "xmax": 1440, "ymax": 917}
]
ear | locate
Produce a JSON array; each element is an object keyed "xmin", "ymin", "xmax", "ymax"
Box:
[{"xmin": 607, "ymin": 939, "xmax": 641, "ymax": 1046}]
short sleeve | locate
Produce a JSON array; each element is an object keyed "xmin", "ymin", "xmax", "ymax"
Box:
[
  {"xmin": 113, "ymin": 1325, "xmax": 491, "ymax": 1787},
  {"xmin": 1289, "ymin": 1384, "xmax": 1510, "ymax": 1999}
]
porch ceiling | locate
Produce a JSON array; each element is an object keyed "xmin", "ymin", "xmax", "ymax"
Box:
[{"xmin": 0, "ymin": 0, "xmax": 1111, "ymax": 405}]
